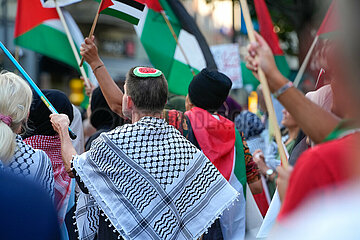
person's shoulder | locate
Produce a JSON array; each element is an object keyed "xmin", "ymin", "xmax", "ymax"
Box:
[
  {"xmin": 33, "ymin": 148, "xmax": 50, "ymax": 159},
  {"xmin": 302, "ymin": 133, "xmax": 356, "ymax": 159},
  {"xmin": 99, "ymin": 122, "xmax": 140, "ymax": 145},
  {"xmin": 296, "ymin": 133, "xmax": 357, "ymax": 173}
]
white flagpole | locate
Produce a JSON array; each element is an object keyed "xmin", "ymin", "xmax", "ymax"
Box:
[
  {"xmin": 293, "ymin": 35, "xmax": 319, "ymax": 87},
  {"xmin": 54, "ymin": 0, "xmax": 91, "ymax": 87}
]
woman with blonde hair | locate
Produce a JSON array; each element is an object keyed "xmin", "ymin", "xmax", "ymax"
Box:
[{"xmin": 0, "ymin": 71, "xmax": 54, "ymax": 198}]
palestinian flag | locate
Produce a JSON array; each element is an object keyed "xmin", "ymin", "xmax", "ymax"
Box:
[
  {"xmin": 14, "ymin": 0, "xmax": 95, "ymax": 82},
  {"xmin": 316, "ymin": 0, "xmax": 338, "ymax": 39},
  {"xmin": 95, "ymin": 0, "xmax": 145, "ymax": 25},
  {"xmin": 294, "ymin": 0, "xmax": 338, "ymax": 88},
  {"xmin": 135, "ymin": 0, "xmax": 217, "ymax": 96},
  {"xmin": 241, "ymin": 0, "xmax": 290, "ymax": 90},
  {"xmin": 185, "ymin": 107, "xmax": 247, "ymax": 238}
]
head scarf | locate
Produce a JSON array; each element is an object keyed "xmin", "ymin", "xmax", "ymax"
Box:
[
  {"xmin": 235, "ymin": 110, "xmax": 265, "ymax": 140},
  {"xmin": 25, "ymin": 89, "xmax": 74, "ymax": 137}
]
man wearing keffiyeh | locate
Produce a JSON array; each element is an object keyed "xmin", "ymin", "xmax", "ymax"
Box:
[{"xmin": 51, "ymin": 57, "xmax": 239, "ymax": 239}]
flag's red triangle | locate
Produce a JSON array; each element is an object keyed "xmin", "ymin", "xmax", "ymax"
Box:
[
  {"xmin": 136, "ymin": 0, "xmax": 163, "ymax": 12},
  {"xmin": 254, "ymin": 0, "xmax": 283, "ymax": 55},
  {"xmin": 14, "ymin": 0, "xmax": 59, "ymax": 38},
  {"xmin": 317, "ymin": 1, "xmax": 338, "ymax": 36},
  {"xmin": 99, "ymin": 0, "xmax": 114, "ymax": 13}
]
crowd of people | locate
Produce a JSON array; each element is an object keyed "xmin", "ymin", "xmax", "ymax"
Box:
[{"xmin": 1, "ymin": 1, "xmax": 360, "ymax": 239}]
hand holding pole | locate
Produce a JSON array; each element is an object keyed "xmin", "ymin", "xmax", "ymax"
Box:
[{"xmin": 239, "ymin": 0, "xmax": 288, "ymax": 168}]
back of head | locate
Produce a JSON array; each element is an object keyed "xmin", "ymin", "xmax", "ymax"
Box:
[
  {"xmin": 126, "ymin": 67, "xmax": 168, "ymax": 113},
  {"xmin": 25, "ymin": 89, "xmax": 74, "ymax": 137},
  {"xmin": 188, "ymin": 68, "xmax": 232, "ymax": 112},
  {"xmin": 0, "ymin": 71, "xmax": 32, "ymax": 161},
  {"xmin": 235, "ymin": 110, "xmax": 265, "ymax": 140},
  {"xmin": 90, "ymin": 86, "xmax": 123, "ymax": 129}
]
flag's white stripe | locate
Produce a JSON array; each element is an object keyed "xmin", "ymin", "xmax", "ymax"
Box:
[
  {"xmin": 41, "ymin": 0, "xmax": 82, "ymax": 8},
  {"xmin": 43, "ymin": 19, "xmax": 65, "ymax": 33},
  {"xmin": 173, "ymin": 29, "xmax": 206, "ymax": 71},
  {"xmin": 63, "ymin": 11, "xmax": 97, "ymax": 85},
  {"xmin": 110, "ymin": 1, "xmax": 144, "ymax": 20},
  {"xmin": 42, "ymin": 16, "xmax": 97, "ymax": 85},
  {"xmin": 134, "ymin": 5, "xmax": 148, "ymax": 36}
]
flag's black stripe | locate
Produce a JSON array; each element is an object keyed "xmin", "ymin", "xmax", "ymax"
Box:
[
  {"xmin": 113, "ymin": 0, "xmax": 145, "ymax": 11},
  {"xmin": 167, "ymin": 0, "xmax": 217, "ymax": 70}
]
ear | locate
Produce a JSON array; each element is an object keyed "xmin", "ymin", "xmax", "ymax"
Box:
[
  {"xmin": 127, "ymin": 96, "xmax": 134, "ymax": 110},
  {"xmin": 185, "ymin": 95, "xmax": 195, "ymax": 111}
]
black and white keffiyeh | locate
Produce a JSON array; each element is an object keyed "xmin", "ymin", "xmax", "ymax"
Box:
[
  {"xmin": 2, "ymin": 135, "xmax": 55, "ymax": 199},
  {"xmin": 74, "ymin": 117, "xmax": 239, "ymax": 240}
]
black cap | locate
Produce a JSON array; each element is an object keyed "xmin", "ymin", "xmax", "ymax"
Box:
[{"xmin": 188, "ymin": 68, "xmax": 232, "ymax": 111}]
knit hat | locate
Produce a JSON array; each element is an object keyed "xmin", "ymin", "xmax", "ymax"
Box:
[
  {"xmin": 25, "ymin": 89, "xmax": 74, "ymax": 137},
  {"xmin": 188, "ymin": 68, "xmax": 232, "ymax": 111},
  {"xmin": 235, "ymin": 110, "xmax": 265, "ymax": 140}
]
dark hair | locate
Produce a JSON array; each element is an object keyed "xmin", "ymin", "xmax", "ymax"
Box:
[
  {"xmin": 90, "ymin": 87, "xmax": 124, "ymax": 130},
  {"xmin": 125, "ymin": 66, "xmax": 168, "ymax": 112}
]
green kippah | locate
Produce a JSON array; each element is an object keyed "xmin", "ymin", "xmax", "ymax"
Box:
[{"xmin": 133, "ymin": 67, "xmax": 162, "ymax": 78}]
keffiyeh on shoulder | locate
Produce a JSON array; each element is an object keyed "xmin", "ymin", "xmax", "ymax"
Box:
[
  {"xmin": 74, "ymin": 117, "xmax": 239, "ymax": 240},
  {"xmin": 5, "ymin": 135, "xmax": 54, "ymax": 199}
]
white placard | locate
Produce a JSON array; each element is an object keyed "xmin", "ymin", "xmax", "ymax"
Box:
[{"xmin": 210, "ymin": 43, "xmax": 243, "ymax": 89}]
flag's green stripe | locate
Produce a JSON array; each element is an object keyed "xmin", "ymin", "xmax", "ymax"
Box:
[
  {"xmin": 242, "ymin": 55, "xmax": 290, "ymax": 91},
  {"xmin": 14, "ymin": 24, "xmax": 78, "ymax": 70},
  {"xmin": 167, "ymin": 59, "xmax": 199, "ymax": 95},
  {"xmin": 234, "ymin": 129, "xmax": 247, "ymax": 197},
  {"xmin": 101, "ymin": 8, "xmax": 139, "ymax": 25}
]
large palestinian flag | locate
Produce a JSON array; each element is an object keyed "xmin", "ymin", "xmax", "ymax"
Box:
[
  {"xmin": 241, "ymin": 0, "xmax": 290, "ymax": 90},
  {"xmin": 14, "ymin": 0, "xmax": 95, "ymax": 82},
  {"xmin": 135, "ymin": 0, "xmax": 217, "ymax": 96}
]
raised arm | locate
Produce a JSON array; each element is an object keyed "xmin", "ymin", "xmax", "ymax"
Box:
[
  {"xmin": 245, "ymin": 32, "xmax": 339, "ymax": 144},
  {"xmin": 50, "ymin": 114, "xmax": 77, "ymax": 178},
  {"xmin": 80, "ymin": 36, "xmax": 124, "ymax": 117}
]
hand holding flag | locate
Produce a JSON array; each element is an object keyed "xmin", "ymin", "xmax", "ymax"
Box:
[
  {"xmin": 80, "ymin": 36, "xmax": 102, "ymax": 68},
  {"xmin": 79, "ymin": 0, "xmax": 145, "ymax": 67}
]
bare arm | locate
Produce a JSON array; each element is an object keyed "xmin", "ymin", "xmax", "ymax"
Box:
[
  {"xmin": 246, "ymin": 32, "xmax": 339, "ymax": 143},
  {"xmin": 81, "ymin": 36, "xmax": 124, "ymax": 117},
  {"xmin": 50, "ymin": 114, "xmax": 77, "ymax": 178}
]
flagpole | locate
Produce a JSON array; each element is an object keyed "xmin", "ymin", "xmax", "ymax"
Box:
[
  {"xmin": 54, "ymin": 0, "xmax": 91, "ymax": 87},
  {"xmin": 239, "ymin": 0, "xmax": 288, "ymax": 168},
  {"xmin": 293, "ymin": 35, "xmax": 319, "ymax": 87},
  {"xmin": 79, "ymin": 0, "xmax": 104, "ymax": 67},
  {"xmin": 0, "ymin": 41, "xmax": 77, "ymax": 140},
  {"xmin": 160, "ymin": 11, "xmax": 196, "ymax": 77},
  {"xmin": 15, "ymin": 46, "xmax": 19, "ymax": 62}
]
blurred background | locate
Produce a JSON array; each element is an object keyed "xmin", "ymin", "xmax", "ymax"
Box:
[{"xmin": 0, "ymin": 0, "xmax": 333, "ymax": 108}]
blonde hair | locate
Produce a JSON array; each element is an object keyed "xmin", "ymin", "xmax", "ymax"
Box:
[{"xmin": 0, "ymin": 71, "xmax": 32, "ymax": 161}]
